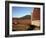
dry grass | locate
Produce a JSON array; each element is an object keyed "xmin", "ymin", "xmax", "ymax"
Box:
[
  {"xmin": 12, "ymin": 20, "xmax": 40, "ymax": 31},
  {"xmin": 12, "ymin": 24, "xmax": 30, "ymax": 31}
]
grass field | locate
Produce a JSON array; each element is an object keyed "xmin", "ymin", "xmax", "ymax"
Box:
[{"xmin": 12, "ymin": 23, "xmax": 40, "ymax": 31}]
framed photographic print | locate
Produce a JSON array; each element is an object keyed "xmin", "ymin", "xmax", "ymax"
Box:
[{"xmin": 5, "ymin": 1, "xmax": 45, "ymax": 37}]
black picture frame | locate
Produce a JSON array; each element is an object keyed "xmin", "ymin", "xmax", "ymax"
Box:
[{"xmin": 5, "ymin": 1, "xmax": 45, "ymax": 37}]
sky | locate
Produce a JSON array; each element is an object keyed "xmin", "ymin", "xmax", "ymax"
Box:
[{"xmin": 12, "ymin": 7, "xmax": 34, "ymax": 18}]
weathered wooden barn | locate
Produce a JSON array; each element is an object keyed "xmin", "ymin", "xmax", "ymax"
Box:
[{"xmin": 31, "ymin": 8, "xmax": 40, "ymax": 27}]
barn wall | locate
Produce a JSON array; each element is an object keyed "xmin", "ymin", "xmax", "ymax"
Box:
[
  {"xmin": 32, "ymin": 8, "xmax": 40, "ymax": 26},
  {"xmin": 32, "ymin": 8, "xmax": 40, "ymax": 21}
]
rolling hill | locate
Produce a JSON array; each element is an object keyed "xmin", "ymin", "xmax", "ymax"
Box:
[{"xmin": 12, "ymin": 15, "xmax": 31, "ymax": 20}]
